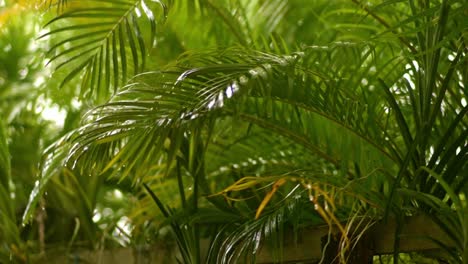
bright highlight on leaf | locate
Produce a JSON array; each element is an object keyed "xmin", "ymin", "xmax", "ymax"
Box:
[{"xmin": 2, "ymin": 0, "xmax": 466, "ymax": 262}]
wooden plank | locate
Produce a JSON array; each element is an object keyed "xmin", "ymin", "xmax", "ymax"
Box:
[
  {"xmin": 43, "ymin": 244, "xmax": 179, "ymax": 264},
  {"xmin": 41, "ymin": 215, "xmax": 454, "ymax": 263},
  {"xmin": 371, "ymin": 214, "xmax": 454, "ymax": 254},
  {"xmin": 256, "ymin": 214, "xmax": 455, "ymax": 263}
]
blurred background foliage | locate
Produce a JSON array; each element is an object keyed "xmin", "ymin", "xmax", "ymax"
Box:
[{"xmin": 0, "ymin": 0, "xmax": 467, "ymax": 263}]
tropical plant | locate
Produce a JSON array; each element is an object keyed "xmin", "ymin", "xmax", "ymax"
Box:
[
  {"xmin": 1, "ymin": 0, "xmax": 466, "ymax": 263},
  {"xmin": 0, "ymin": 1, "xmax": 141, "ymax": 262}
]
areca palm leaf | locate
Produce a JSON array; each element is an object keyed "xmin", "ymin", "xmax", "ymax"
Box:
[
  {"xmin": 207, "ymin": 186, "xmax": 375, "ymax": 264},
  {"xmin": 0, "ymin": 118, "xmax": 21, "ymax": 262},
  {"xmin": 0, "ymin": 118, "xmax": 10, "ymax": 188},
  {"xmin": 417, "ymin": 50, "xmax": 468, "ymax": 197},
  {"xmin": 368, "ymin": 0, "xmax": 468, "ymax": 199},
  {"xmin": 167, "ymin": 0, "xmax": 251, "ymax": 47},
  {"xmin": 369, "ymin": 1, "xmax": 467, "ymax": 260},
  {"xmin": 41, "ymin": 0, "xmax": 167, "ymax": 101},
  {"xmin": 160, "ymin": 0, "xmax": 291, "ymax": 50},
  {"xmin": 15, "ymin": 0, "xmax": 467, "ymax": 262},
  {"xmin": 0, "ymin": 118, "xmax": 15, "ymax": 250},
  {"xmin": 75, "ymin": 47, "xmax": 398, "ymax": 174},
  {"xmin": 210, "ymin": 199, "xmax": 296, "ymax": 264},
  {"xmin": 205, "ymin": 126, "xmax": 320, "ymax": 181},
  {"xmin": 22, "ymin": 45, "xmax": 404, "ymax": 225}
]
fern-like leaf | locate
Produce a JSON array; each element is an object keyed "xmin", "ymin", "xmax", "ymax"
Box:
[{"xmin": 41, "ymin": 0, "xmax": 167, "ymax": 101}]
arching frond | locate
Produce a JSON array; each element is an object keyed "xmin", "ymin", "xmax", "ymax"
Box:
[
  {"xmin": 22, "ymin": 45, "xmax": 401, "ymax": 223},
  {"xmin": 70, "ymin": 47, "xmax": 399, "ymax": 174},
  {"xmin": 41, "ymin": 0, "xmax": 167, "ymax": 101}
]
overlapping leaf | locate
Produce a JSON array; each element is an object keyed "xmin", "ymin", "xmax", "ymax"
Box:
[
  {"xmin": 41, "ymin": 0, "xmax": 167, "ymax": 101},
  {"xmin": 18, "ymin": 0, "xmax": 468, "ymax": 261},
  {"xmin": 21, "ymin": 46, "xmax": 400, "ymax": 226}
]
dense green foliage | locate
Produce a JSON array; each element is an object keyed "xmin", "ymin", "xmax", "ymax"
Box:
[{"xmin": 0, "ymin": 0, "xmax": 466, "ymax": 263}]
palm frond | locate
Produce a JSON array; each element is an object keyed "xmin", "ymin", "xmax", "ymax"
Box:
[
  {"xmin": 0, "ymin": 117, "xmax": 10, "ymax": 187},
  {"xmin": 0, "ymin": 119, "xmax": 13, "ymax": 219},
  {"xmin": 23, "ymin": 45, "xmax": 404, "ymax": 220},
  {"xmin": 41, "ymin": 0, "xmax": 167, "ymax": 101},
  {"xmin": 143, "ymin": 183, "xmax": 200, "ymax": 263},
  {"xmin": 22, "ymin": 135, "xmax": 69, "ymax": 224},
  {"xmin": 0, "ymin": 117, "xmax": 21, "ymax": 261},
  {"xmin": 163, "ymin": 0, "xmax": 287, "ymax": 49},
  {"xmin": 211, "ymin": 196, "xmax": 299, "ymax": 264}
]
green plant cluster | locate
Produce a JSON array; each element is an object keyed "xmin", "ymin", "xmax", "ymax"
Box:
[{"xmin": 0, "ymin": 0, "xmax": 466, "ymax": 263}]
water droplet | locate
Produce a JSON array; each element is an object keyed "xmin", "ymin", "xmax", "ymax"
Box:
[
  {"xmin": 247, "ymin": 158, "xmax": 257, "ymax": 165},
  {"xmin": 249, "ymin": 69, "xmax": 259, "ymax": 78},
  {"xmin": 226, "ymin": 86, "xmax": 233, "ymax": 98},
  {"xmin": 278, "ymin": 59, "xmax": 287, "ymax": 67},
  {"xmin": 239, "ymin": 75, "xmax": 249, "ymax": 85},
  {"xmin": 283, "ymin": 55, "xmax": 294, "ymax": 63},
  {"xmin": 217, "ymin": 92, "xmax": 224, "ymax": 107},
  {"xmin": 293, "ymin": 51, "xmax": 305, "ymax": 59},
  {"xmin": 190, "ymin": 113, "xmax": 198, "ymax": 120},
  {"xmin": 263, "ymin": 63, "xmax": 272, "ymax": 71},
  {"xmin": 71, "ymin": 159, "xmax": 78, "ymax": 170}
]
